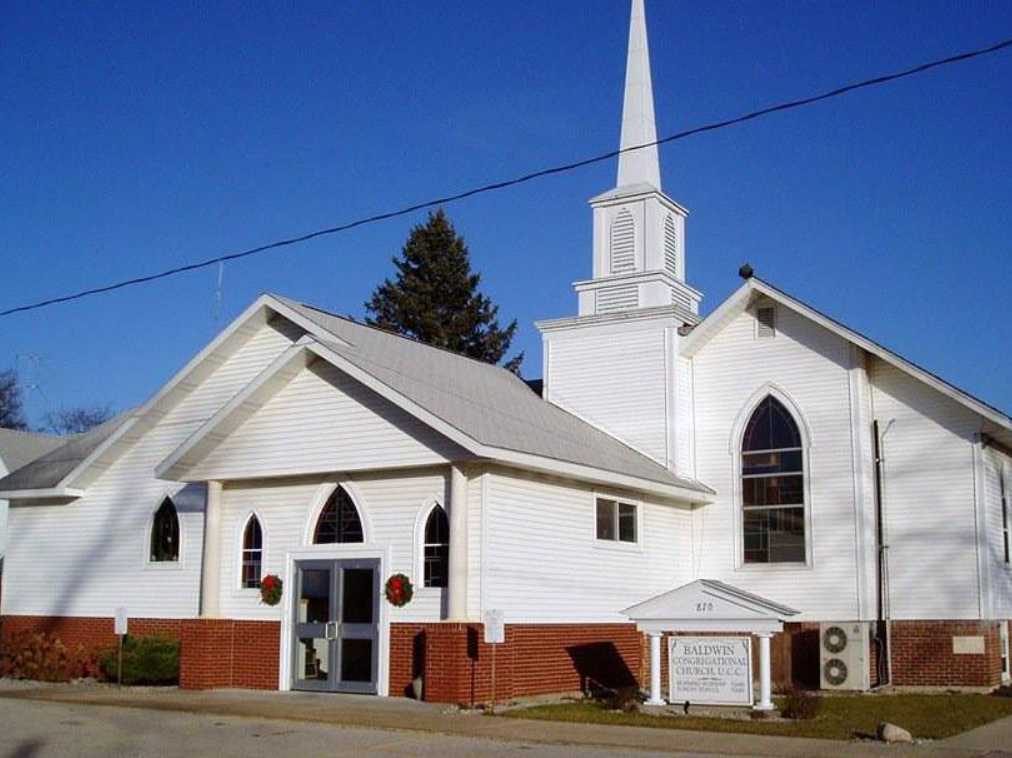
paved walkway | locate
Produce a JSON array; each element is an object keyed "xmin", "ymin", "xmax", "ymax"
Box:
[{"xmin": 1, "ymin": 683, "xmax": 1010, "ymax": 757}]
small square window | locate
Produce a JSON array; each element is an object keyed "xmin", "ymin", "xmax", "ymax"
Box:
[{"xmin": 596, "ymin": 498, "xmax": 637, "ymax": 544}]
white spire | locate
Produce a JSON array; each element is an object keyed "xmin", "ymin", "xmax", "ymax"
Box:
[{"xmin": 617, "ymin": 0, "xmax": 661, "ymax": 189}]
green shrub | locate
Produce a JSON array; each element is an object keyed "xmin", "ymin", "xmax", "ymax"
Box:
[
  {"xmin": 100, "ymin": 635, "xmax": 180, "ymax": 686},
  {"xmin": 604, "ymin": 685, "xmax": 642, "ymax": 713},
  {"xmin": 781, "ymin": 687, "xmax": 823, "ymax": 720},
  {"xmin": 0, "ymin": 631, "xmax": 100, "ymax": 682}
]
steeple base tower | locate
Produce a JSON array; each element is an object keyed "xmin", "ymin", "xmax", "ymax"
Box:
[{"xmin": 536, "ymin": 0, "xmax": 700, "ymax": 477}]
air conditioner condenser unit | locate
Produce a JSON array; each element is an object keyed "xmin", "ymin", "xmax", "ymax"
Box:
[{"xmin": 819, "ymin": 622, "xmax": 871, "ymax": 691}]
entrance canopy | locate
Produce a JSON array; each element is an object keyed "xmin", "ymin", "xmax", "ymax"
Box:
[
  {"xmin": 622, "ymin": 579, "xmax": 799, "ymax": 634},
  {"xmin": 622, "ymin": 579, "xmax": 799, "ymax": 710}
]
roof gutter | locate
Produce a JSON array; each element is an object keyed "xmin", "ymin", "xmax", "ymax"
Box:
[{"xmin": 0, "ymin": 487, "xmax": 85, "ymax": 501}]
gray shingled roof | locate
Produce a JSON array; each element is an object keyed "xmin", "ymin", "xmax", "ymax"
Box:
[
  {"xmin": 0, "ymin": 413, "xmax": 132, "ymax": 492},
  {"xmin": 0, "ymin": 295, "xmax": 714, "ymax": 499},
  {"xmin": 277, "ymin": 296, "xmax": 713, "ymax": 495},
  {"xmin": 0, "ymin": 428, "xmax": 65, "ymax": 474}
]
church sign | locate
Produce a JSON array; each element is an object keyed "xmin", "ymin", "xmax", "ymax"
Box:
[{"xmin": 668, "ymin": 636, "xmax": 753, "ymax": 706}]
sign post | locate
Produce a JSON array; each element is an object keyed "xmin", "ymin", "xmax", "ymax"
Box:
[
  {"xmin": 114, "ymin": 608, "xmax": 128, "ymax": 688},
  {"xmin": 483, "ymin": 609, "xmax": 505, "ymax": 714}
]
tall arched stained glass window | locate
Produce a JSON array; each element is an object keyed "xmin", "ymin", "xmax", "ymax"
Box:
[
  {"xmin": 241, "ymin": 515, "xmax": 263, "ymax": 589},
  {"xmin": 150, "ymin": 498, "xmax": 180, "ymax": 562},
  {"xmin": 741, "ymin": 396, "xmax": 806, "ymax": 563},
  {"xmin": 423, "ymin": 505, "xmax": 449, "ymax": 588}
]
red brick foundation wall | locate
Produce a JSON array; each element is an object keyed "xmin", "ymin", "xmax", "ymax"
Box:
[
  {"xmin": 890, "ymin": 620, "xmax": 1003, "ymax": 687},
  {"xmin": 8, "ymin": 615, "xmax": 1004, "ymax": 695},
  {"xmin": 179, "ymin": 619, "xmax": 280, "ymax": 690},
  {"xmin": 0, "ymin": 615, "xmax": 280, "ymax": 690},
  {"xmin": 390, "ymin": 622, "xmax": 642, "ymax": 705},
  {"xmin": 0, "ymin": 615, "xmax": 183, "ymax": 655}
]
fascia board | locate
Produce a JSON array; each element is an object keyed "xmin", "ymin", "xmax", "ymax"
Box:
[
  {"xmin": 749, "ymin": 280, "xmax": 1012, "ymax": 433},
  {"xmin": 155, "ymin": 342, "xmax": 313, "ymax": 480}
]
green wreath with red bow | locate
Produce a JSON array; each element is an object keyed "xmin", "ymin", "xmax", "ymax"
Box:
[
  {"xmin": 385, "ymin": 573, "xmax": 414, "ymax": 607},
  {"xmin": 260, "ymin": 574, "xmax": 283, "ymax": 606}
]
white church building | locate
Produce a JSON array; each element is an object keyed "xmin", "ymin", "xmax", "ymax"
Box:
[{"xmin": 1, "ymin": 0, "xmax": 1010, "ymax": 704}]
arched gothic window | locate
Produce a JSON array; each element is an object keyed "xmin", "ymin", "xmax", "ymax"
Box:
[
  {"xmin": 241, "ymin": 515, "xmax": 263, "ymax": 589},
  {"xmin": 741, "ymin": 396, "xmax": 806, "ymax": 564},
  {"xmin": 313, "ymin": 487, "xmax": 364, "ymax": 544},
  {"xmin": 150, "ymin": 498, "xmax": 180, "ymax": 562},
  {"xmin": 664, "ymin": 215, "xmax": 678, "ymax": 277},
  {"xmin": 423, "ymin": 505, "xmax": 450, "ymax": 588},
  {"xmin": 610, "ymin": 210, "xmax": 636, "ymax": 273}
]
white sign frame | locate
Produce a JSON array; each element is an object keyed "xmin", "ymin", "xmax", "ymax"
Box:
[
  {"xmin": 114, "ymin": 607, "xmax": 129, "ymax": 636},
  {"xmin": 483, "ymin": 609, "xmax": 505, "ymax": 644},
  {"xmin": 668, "ymin": 635, "xmax": 753, "ymax": 706}
]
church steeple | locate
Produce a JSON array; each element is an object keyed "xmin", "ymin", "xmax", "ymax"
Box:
[
  {"xmin": 535, "ymin": 0, "xmax": 700, "ymax": 472},
  {"xmin": 617, "ymin": 0, "xmax": 661, "ymax": 190},
  {"xmin": 571, "ymin": 0, "xmax": 700, "ymax": 319}
]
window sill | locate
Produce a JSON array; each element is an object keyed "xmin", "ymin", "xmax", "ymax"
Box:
[
  {"xmin": 734, "ymin": 561, "xmax": 812, "ymax": 573},
  {"xmin": 593, "ymin": 539, "xmax": 642, "ymax": 554},
  {"xmin": 143, "ymin": 560, "xmax": 184, "ymax": 572},
  {"xmin": 414, "ymin": 586, "xmax": 448, "ymax": 595}
]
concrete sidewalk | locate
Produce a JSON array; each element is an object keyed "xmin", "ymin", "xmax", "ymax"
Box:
[{"xmin": 0, "ymin": 683, "xmax": 1008, "ymax": 757}]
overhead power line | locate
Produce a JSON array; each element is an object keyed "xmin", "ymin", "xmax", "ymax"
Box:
[{"xmin": 3, "ymin": 35, "xmax": 1011, "ymax": 319}]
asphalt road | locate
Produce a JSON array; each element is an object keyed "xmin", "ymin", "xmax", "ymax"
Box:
[{"xmin": 0, "ymin": 698, "xmax": 686, "ymax": 758}]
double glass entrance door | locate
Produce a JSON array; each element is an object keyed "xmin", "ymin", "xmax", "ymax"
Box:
[{"xmin": 293, "ymin": 558, "xmax": 379, "ymax": 693}]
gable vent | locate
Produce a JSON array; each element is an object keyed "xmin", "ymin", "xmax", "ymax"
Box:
[
  {"xmin": 597, "ymin": 284, "xmax": 639, "ymax": 313},
  {"xmin": 664, "ymin": 215, "xmax": 678, "ymax": 277},
  {"xmin": 610, "ymin": 210, "xmax": 636, "ymax": 274},
  {"xmin": 756, "ymin": 305, "xmax": 776, "ymax": 339}
]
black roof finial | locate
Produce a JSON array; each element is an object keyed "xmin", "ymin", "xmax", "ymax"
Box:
[{"xmin": 738, "ymin": 263, "xmax": 754, "ymax": 280}]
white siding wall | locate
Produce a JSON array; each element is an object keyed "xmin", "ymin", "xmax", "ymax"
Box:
[
  {"xmin": 676, "ymin": 356, "xmax": 695, "ymax": 478},
  {"xmin": 466, "ymin": 472, "xmax": 483, "ymax": 620},
  {"xmin": 217, "ymin": 469, "xmax": 451, "ymax": 623},
  {"xmin": 0, "ymin": 458, "xmax": 8, "ymax": 561},
  {"xmin": 188, "ymin": 361, "xmax": 462, "ymax": 482},
  {"xmin": 869, "ymin": 359, "xmax": 982, "ymax": 619},
  {"xmin": 1, "ymin": 321, "xmax": 297, "ymax": 619},
  {"xmin": 482, "ymin": 467, "xmax": 691, "ymax": 623},
  {"xmin": 544, "ymin": 319, "xmax": 672, "ymax": 464},
  {"xmin": 691, "ymin": 304, "xmax": 865, "ymax": 621},
  {"xmin": 981, "ymin": 447, "xmax": 1012, "ymax": 618}
]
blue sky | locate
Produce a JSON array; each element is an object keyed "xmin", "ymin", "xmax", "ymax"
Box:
[{"xmin": 2, "ymin": 0, "xmax": 1011, "ymax": 427}]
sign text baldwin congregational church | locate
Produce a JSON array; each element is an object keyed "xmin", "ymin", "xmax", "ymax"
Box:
[{"xmin": 668, "ymin": 636, "xmax": 753, "ymax": 706}]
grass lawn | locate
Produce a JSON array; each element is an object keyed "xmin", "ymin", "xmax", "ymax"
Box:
[{"xmin": 502, "ymin": 694, "xmax": 1012, "ymax": 741}]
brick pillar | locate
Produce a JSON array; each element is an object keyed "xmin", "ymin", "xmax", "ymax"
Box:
[
  {"xmin": 180, "ymin": 619, "xmax": 280, "ymax": 690},
  {"xmin": 421, "ymin": 622, "xmax": 515, "ymax": 706},
  {"xmin": 180, "ymin": 619, "xmax": 233, "ymax": 689}
]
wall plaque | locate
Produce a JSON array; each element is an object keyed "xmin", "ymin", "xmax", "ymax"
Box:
[{"xmin": 669, "ymin": 636, "xmax": 753, "ymax": 706}]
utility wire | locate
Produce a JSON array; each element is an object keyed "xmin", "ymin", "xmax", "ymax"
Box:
[{"xmin": 3, "ymin": 35, "xmax": 1011, "ymax": 319}]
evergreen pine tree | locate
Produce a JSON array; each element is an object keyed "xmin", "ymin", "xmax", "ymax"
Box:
[{"xmin": 365, "ymin": 210, "xmax": 523, "ymax": 373}]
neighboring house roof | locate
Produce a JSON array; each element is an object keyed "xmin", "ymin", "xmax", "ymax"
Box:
[
  {"xmin": 158, "ymin": 295, "xmax": 714, "ymax": 501},
  {"xmin": 0, "ymin": 428, "xmax": 65, "ymax": 474},
  {"xmin": 0, "ymin": 413, "xmax": 133, "ymax": 496},
  {"xmin": 682, "ymin": 276, "xmax": 1012, "ymax": 449}
]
